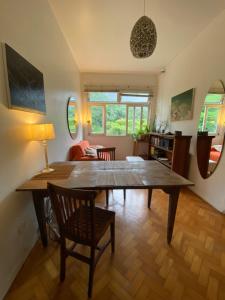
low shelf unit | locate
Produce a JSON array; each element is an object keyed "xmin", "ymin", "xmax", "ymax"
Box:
[{"xmin": 148, "ymin": 133, "xmax": 192, "ymax": 178}]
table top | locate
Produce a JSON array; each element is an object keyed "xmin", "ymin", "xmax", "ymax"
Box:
[{"xmin": 17, "ymin": 160, "xmax": 194, "ymax": 192}]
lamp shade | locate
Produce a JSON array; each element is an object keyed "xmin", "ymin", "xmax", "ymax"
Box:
[
  {"xmin": 130, "ymin": 16, "xmax": 157, "ymax": 58},
  {"xmin": 29, "ymin": 123, "xmax": 55, "ymax": 141}
]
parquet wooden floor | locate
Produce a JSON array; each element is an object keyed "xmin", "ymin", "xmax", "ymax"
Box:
[{"xmin": 4, "ymin": 188, "xmax": 225, "ymax": 300}]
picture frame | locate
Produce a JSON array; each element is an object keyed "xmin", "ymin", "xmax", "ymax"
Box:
[
  {"xmin": 171, "ymin": 88, "xmax": 194, "ymax": 121},
  {"xmin": 2, "ymin": 43, "xmax": 46, "ymax": 114}
]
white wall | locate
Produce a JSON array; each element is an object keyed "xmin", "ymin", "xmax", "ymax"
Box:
[
  {"xmin": 0, "ymin": 0, "xmax": 81, "ymax": 298},
  {"xmin": 156, "ymin": 9, "xmax": 225, "ymax": 212},
  {"xmin": 81, "ymin": 72, "xmax": 158, "ymax": 159}
]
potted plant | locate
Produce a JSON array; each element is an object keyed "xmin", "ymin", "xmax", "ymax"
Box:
[{"xmin": 132, "ymin": 125, "xmax": 151, "ymax": 141}]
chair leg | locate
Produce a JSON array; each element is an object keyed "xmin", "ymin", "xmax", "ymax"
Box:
[
  {"xmin": 105, "ymin": 190, "xmax": 109, "ymax": 207},
  {"xmin": 88, "ymin": 247, "xmax": 95, "ymax": 298},
  {"xmin": 60, "ymin": 239, "xmax": 66, "ymax": 282},
  {"xmin": 110, "ymin": 221, "xmax": 115, "ymax": 253}
]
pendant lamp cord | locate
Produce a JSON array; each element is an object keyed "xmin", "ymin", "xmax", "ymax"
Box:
[{"xmin": 144, "ymin": 0, "xmax": 146, "ymax": 15}]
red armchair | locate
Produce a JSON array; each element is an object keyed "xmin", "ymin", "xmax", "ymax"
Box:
[{"xmin": 69, "ymin": 140, "xmax": 99, "ymax": 161}]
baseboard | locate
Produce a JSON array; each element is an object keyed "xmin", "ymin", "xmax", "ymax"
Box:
[{"xmin": 187, "ymin": 186, "xmax": 225, "ymax": 214}]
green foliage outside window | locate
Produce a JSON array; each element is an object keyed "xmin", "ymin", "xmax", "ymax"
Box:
[
  {"xmin": 205, "ymin": 94, "xmax": 223, "ymax": 104},
  {"xmin": 91, "ymin": 106, "xmax": 104, "ymax": 134},
  {"xmin": 106, "ymin": 105, "xmax": 126, "ymax": 136},
  {"xmin": 205, "ymin": 107, "xmax": 220, "ymax": 133},
  {"xmin": 198, "ymin": 105, "xmax": 220, "ymax": 133},
  {"xmin": 89, "ymin": 92, "xmax": 117, "ymax": 102},
  {"xmin": 198, "ymin": 106, "xmax": 205, "ymax": 132},
  {"xmin": 68, "ymin": 105, "xmax": 77, "ymax": 133}
]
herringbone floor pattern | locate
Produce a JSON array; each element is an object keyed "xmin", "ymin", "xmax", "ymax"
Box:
[{"xmin": 5, "ymin": 189, "xmax": 225, "ymax": 300}]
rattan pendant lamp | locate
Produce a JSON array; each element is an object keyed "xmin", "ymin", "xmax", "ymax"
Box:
[{"xmin": 130, "ymin": 0, "xmax": 157, "ymax": 58}]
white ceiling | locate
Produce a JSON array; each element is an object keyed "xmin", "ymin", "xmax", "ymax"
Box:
[{"xmin": 49, "ymin": 0, "xmax": 225, "ymax": 73}]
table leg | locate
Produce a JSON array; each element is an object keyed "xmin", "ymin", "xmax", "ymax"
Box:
[
  {"xmin": 105, "ymin": 190, "xmax": 109, "ymax": 207},
  {"xmin": 166, "ymin": 188, "xmax": 180, "ymax": 244},
  {"xmin": 123, "ymin": 189, "xmax": 126, "ymax": 201},
  {"xmin": 32, "ymin": 191, "xmax": 48, "ymax": 247},
  {"xmin": 147, "ymin": 188, "xmax": 152, "ymax": 209}
]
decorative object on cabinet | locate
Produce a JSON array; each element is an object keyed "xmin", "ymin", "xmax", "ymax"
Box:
[
  {"xmin": 171, "ymin": 88, "xmax": 194, "ymax": 121},
  {"xmin": 29, "ymin": 123, "xmax": 55, "ymax": 173},
  {"xmin": 132, "ymin": 125, "xmax": 151, "ymax": 142},
  {"xmin": 67, "ymin": 97, "xmax": 78, "ymax": 139},
  {"xmin": 130, "ymin": 0, "xmax": 157, "ymax": 58},
  {"xmin": 149, "ymin": 133, "xmax": 192, "ymax": 178},
  {"xmin": 197, "ymin": 79, "xmax": 225, "ymax": 178},
  {"xmin": 3, "ymin": 43, "xmax": 46, "ymax": 114}
]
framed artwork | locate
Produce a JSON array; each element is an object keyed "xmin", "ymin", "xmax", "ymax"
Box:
[
  {"xmin": 3, "ymin": 43, "xmax": 46, "ymax": 114},
  {"xmin": 171, "ymin": 88, "xmax": 194, "ymax": 121}
]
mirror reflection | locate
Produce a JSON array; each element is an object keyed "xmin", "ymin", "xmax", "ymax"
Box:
[
  {"xmin": 197, "ymin": 80, "xmax": 225, "ymax": 178},
  {"xmin": 67, "ymin": 97, "xmax": 78, "ymax": 139}
]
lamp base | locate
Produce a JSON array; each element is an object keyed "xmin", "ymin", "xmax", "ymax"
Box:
[{"xmin": 41, "ymin": 167, "xmax": 54, "ymax": 173}]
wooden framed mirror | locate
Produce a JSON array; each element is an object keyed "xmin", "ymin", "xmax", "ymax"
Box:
[
  {"xmin": 197, "ymin": 80, "xmax": 225, "ymax": 178},
  {"xmin": 67, "ymin": 97, "xmax": 78, "ymax": 139}
]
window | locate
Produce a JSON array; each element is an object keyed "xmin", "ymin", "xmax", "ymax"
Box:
[
  {"xmin": 88, "ymin": 92, "xmax": 117, "ymax": 102},
  {"xmin": 198, "ymin": 106, "xmax": 220, "ymax": 133},
  {"xmin": 121, "ymin": 92, "xmax": 149, "ymax": 103},
  {"xmin": 205, "ymin": 93, "xmax": 223, "ymax": 104},
  {"xmin": 67, "ymin": 97, "xmax": 78, "ymax": 139},
  {"xmin": 127, "ymin": 106, "xmax": 148, "ymax": 134},
  {"xmin": 198, "ymin": 93, "xmax": 224, "ymax": 134},
  {"xmin": 106, "ymin": 104, "xmax": 126, "ymax": 136},
  {"xmin": 205, "ymin": 107, "xmax": 220, "ymax": 133},
  {"xmin": 90, "ymin": 106, "xmax": 104, "ymax": 134},
  {"xmin": 88, "ymin": 91, "xmax": 150, "ymax": 136}
]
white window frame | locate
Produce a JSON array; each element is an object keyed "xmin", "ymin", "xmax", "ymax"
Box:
[
  {"xmin": 87, "ymin": 91, "xmax": 151, "ymax": 136},
  {"xmin": 127, "ymin": 104, "xmax": 150, "ymax": 134}
]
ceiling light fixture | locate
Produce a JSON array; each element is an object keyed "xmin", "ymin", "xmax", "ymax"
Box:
[{"xmin": 130, "ymin": 0, "xmax": 157, "ymax": 58}]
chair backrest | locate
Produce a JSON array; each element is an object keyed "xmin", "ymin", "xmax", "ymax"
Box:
[
  {"xmin": 48, "ymin": 183, "xmax": 97, "ymax": 244},
  {"xmin": 97, "ymin": 147, "xmax": 116, "ymax": 161}
]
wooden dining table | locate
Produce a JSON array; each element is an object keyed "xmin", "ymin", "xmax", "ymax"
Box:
[{"xmin": 17, "ymin": 160, "xmax": 193, "ymax": 247}]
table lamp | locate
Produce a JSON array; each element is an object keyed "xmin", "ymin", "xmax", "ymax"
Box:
[{"xmin": 29, "ymin": 123, "xmax": 55, "ymax": 173}]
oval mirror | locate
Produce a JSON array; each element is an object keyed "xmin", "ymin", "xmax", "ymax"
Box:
[
  {"xmin": 197, "ymin": 80, "xmax": 225, "ymax": 178},
  {"xmin": 67, "ymin": 97, "xmax": 78, "ymax": 139}
]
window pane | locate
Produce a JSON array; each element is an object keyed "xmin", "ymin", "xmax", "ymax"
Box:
[
  {"xmin": 106, "ymin": 105, "xmax": 126, "ymax": 136},
  {"xmin": 205, "ymin": 107, "xmax": 220, "ymax": 133},
  {"xmin": 128, "ymin": 107, "xmax": 134, "ymax": 134},
  {"xmin": 198, "ymin": 106, "xmax": 205, "ymax": 131},
  {"xmin": 91, "ymin": 106, "xmax": 104, "ymax": 134},
  {"xmin": 121, "ymin": 94, "xmax": 149, "ymax": 103},
  {"xmin": 205, "ymin": 93, "xmax": 224, "ymax": 104},
  {"xmin": 135, "ymin": 107, "xmax": 141, "ymax": 132},
  {"xmin": 142, "ymin": 106, "xmax": 148, "ymax": 129},
  {"xmin": 88, "ymin": 92, "xmax": 117, "ymax": 102}
]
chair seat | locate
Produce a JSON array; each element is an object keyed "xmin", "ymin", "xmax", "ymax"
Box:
[{"xmin": 63, "ymin": 207, "xmax": 115, "ymax": 245}]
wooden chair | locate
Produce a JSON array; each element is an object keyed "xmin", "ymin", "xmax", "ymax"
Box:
[
  {"xmin": 97, "ymin": 147, "xmax": 126, "ymax": 206},
  {"xmin": 97, "ymin": 147, "xmax": 116, "ymax": 161},
  {"xmin": 47, "ymin": 183, "xmax": 115, "ymax": 298}
]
